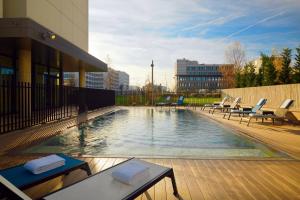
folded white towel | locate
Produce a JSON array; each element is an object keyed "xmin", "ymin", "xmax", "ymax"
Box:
[
  {"xmin": 24, "ymin": 154, "xmax": 65, "ymax": 174},
  {"xmin": 112, "ymin": 161, "xmax": 149, "ymax": 185}
]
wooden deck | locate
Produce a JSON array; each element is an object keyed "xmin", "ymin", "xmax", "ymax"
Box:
[
  {"xmin": 1, "ymin": 107, "xmax": 300, "ymax": 199},
  {"xmin": 1, "ymin": 156, "xmax": 300, "ymax": 200}
]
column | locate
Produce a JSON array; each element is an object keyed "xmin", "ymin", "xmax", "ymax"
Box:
[
  {"xmin": 17, "ymin": 38, "xmax": 32, "ymax": 119},
  {"xmin": 79, "ymin": 62, "xmax": 86, "ymax": 88},
  {"xmin": 18, "ymin": 38, "xmax": 31, "ymax": 83}
]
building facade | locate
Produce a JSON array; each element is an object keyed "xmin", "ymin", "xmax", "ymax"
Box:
[
  {"xmin": 175, "ymin": 58, "xmax": 232, "ymax": 92},
  {"xmin": 65, "ymin": 69, "xmax": 129, "ymax": 91},
  {"xmin": 0, "ymin": 0, "xmax": 106, "ymax": 88},
  {"xmin": 118, "ymin": 71, "xmax": 129, "ymax": 91},
  {"xmin": 0, "ymin": 0, "xmax": 112, "ymax": 134}
]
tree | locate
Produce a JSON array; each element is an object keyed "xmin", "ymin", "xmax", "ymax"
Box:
[
  {"xmin": 261, "ymin": 53, "xmax": 277, "ymax": 85},
  {"xmin": 235, "ymin": 69, "xmax": 242, "ymax": 88},
  {"xmin": 245, "ymin": 62, "xmax": 256, "ymax": 87},
  {"xmin": 240, "ymin": 64, "xmax": 249, "ymax": 87},
  {"xmin": 255, "ymin": 67, "xmax": 263, "ymax": 86},
  {"xmin": 225, "ymin": 41, "xmax": 246, "ymax": 71},
  {"xmin": 279, "ymin": 48, "xmax": 292, "ymax": 84},
  {"xmin": 219, "ymin": 64, "xmax": 235, "ymax": 88},
  {"xmin": 225, "ymin": 41, "xmax": 246, "ymax": 88},
  {"xmin": 293, "ymin": 45, "xmax": 300, "ymax": 83}
]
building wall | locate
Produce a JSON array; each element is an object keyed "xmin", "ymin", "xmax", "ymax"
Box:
[
  {"xmin": 118, "ymin": 71, "xmax": 129, "ymax": 90},
  {"xmin": 175, "ymin": 59, "xmax": 225, "ymax": 92},
  {"xmin": 222, "ymin": 84, "xmax": 300, "ymax": 120},
  {"xmin": 86, "ymin": 72, "xmax": 106, "ymax": 89},
  {"xmin": 2, "ymin": 0, "xmax": 88, "ymax": 51},
  {"xmin": 0, "ymin": 0, "xmax": 3, "ymax": 17}
]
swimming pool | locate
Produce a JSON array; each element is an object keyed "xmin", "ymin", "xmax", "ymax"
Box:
[{"xmin": 24, "ymin": 107, "xmax": 288, "ymax": 158}]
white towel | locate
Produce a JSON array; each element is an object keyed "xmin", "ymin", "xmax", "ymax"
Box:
[
  {"xmin": 24, "ymin": 154, "xmax": 65, "ymax": 174},
  {"xmin": 112, "ymin": 161, "xmax": 149, "ymax": 185}
]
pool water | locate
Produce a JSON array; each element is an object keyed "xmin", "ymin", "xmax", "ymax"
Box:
[{"xmin": 24, "ymin": 107, "xmax": 289, "ymax": 158}]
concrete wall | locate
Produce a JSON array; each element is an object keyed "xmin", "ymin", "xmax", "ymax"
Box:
[
  {"xmin": 0, "ymin": 0, "xmax": 3, "ymax": 17},
  {"xmin": 222, "ymin": 84, "xmax": 300, "ymax": 119},
  {"xmin": 2, "ymin": 0, "xmax": 88, "ymax": 51}
]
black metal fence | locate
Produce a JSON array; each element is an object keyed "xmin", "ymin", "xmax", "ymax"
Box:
[{"xmin": 0, "ymin": 80, "xmax": 115, "ymax": 134}]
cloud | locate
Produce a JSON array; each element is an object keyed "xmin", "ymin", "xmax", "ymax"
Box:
[
  {"xmin": 88, "ymin": 0, "xmax": 300, "ymax": 90},
  {"xmin": 180, "ymin": 13, "xmax": 246, "ymax": 32},
  {"xmin": 222, "ymin": 11, "xmax": 287, "ymax": 40}
]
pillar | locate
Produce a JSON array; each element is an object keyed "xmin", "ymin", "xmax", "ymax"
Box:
[
  {"xmin": 17, "ymin": 38, "xmax": 31, "ymax": 118},
  {"xmin": 18, "ymin": 38, "xmax": 31, "ymax": 83},
  {"xmin": 79, "ymin": 62, "xmax": 86, "ymax": 88}
]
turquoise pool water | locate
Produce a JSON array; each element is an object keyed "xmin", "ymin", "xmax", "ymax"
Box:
[{"xmin": 24, "ymin": 107, "xmax": 288, "ymax": 158}]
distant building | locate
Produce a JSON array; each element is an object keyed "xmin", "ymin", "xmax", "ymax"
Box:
[
  {"xmin": 66, "ymin": 68, "xmax": 130, "ymax": 90},
  {"xmin": 252, "ymin": 54, "xmax": 283, "ymax": 73},
  {"xmin": 86, "ymin": 72, "xmax": 106, "ymax": 89},
  {"xmin": 64, "ymin": 72, "xmax": 79, "ymax": 87},
  {"xmin": 175, "ymin": 58, "xmax": 233, "ymax": 92},
  {"xmin": 118, "ymin": 71, "xmax": 129, "ymax": 91}
]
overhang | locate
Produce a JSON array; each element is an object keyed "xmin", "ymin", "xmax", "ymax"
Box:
[{"xmin": 0, "ymin": 18, "xmax": 107, "ymax": 72}]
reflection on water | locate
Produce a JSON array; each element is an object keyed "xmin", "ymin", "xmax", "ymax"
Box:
[{"xmin": 24, "ymin": 108, "xmax": 288, "ymax": 158}]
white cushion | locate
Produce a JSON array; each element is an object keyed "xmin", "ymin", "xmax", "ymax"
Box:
[
  {"xmin": 112, "ymin": 161, "xmax": 149, "ymax": 185},
  {"xmin": 24, "ymin": 154, "xmax": 65, "ymax": 174}
]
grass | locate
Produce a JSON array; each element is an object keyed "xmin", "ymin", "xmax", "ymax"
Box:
[
  {"xmin": 183, "ymin": 97, "xmax": 221, "ymax": 106},
  {"xmin": 116, "ymin": 95, "xmax": 221, "ymax": 106}
]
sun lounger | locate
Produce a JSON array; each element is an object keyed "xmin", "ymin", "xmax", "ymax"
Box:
[
  {"xmin": 224, "ymin": 98, "xmax": 267, "ymax": 120},
  {"xmin": 201, "ymin": 96, "xmax": 229, "ymax": 111},
  {"xmin": 156, "ymin": 96, "xmax": 171, "ymax": 106},
  {"xmin": 241, "ymin": 99, "xmax": 294, "ymax": 126},
  {"xmin": 0, "ymin": 154, "xmax": 91, "ymax": 190},
  {"xmin": 209, "ymin": 97, "xmax": 241, "ymax": 114},
  {"xmin": 0, "ymin": 158, "xmax": 179, "ymax": 200},
  {"xmin": 171, "ymin": 96, "xmax": 184, "ymax": 107}
]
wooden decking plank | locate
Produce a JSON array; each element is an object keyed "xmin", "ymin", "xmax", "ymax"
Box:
[
  {"xmin": 199, "ymin": 160, "xmax": 233, "ymax": 200},
  {"xmin": 224, "ymin": 160, "xmax": 270, "ymax": 200},
  {"xmin": 207, "ymin": 160, "xmax": 242, "ymax": 200},
  {"xmin": 161, "ymin": 159, "xmax": 178, "ymax": 200},
  {"xmin": 179, "ymin": 159, "xmax": 205, "ymax": 200},
  {"xmin": 213, "ymin": 160, "xmax": 254, "ymax": 200},
  {"xmin": 236, "ymin": 160, "xmax": 282, "ymax": 200},
  {"xmin": 153, "ymin": 159, "xmax": 167, "ymax": 200},
  {"xmin": 188, "ymin": 159, "xmax": 217, "ymax": 200},
  {"xmin": 218, "ymin": 160, "xmax": 257, "ymax": 200},
  {"xmin": 256, "ymin": 161, "xmax": 300, "ymax": 197},
  {"xmin": 246, "ymin": 161, "xmax": 291, "ymax": 199},
  {"xmin": 170, "ymin": 159, "xmax": 192, "ymax": 200}
]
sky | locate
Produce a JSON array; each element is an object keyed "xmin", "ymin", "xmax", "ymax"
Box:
[{"xmin": 88, "ymin": 0, "xmax": 300, "ymax": 89}]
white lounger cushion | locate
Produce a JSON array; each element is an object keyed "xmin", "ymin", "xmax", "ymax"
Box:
[
  {"xmin": 43, "ymin": 158, "xmax": 169, "ymax": 200},
  {"xmin": 24, "ymin": 154, "xmax": 65, "ymax": 174},
  {"xmin": 280, "ymin": 99, "xmax": 293, "ymax": 109},
  {"xmin": 112, "ymin": 161, "xmax": 149, "ymax": 185}
]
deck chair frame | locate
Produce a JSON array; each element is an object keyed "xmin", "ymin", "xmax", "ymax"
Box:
[
  {"xmin": 0, "ymin": 154, "xmax": 91, "ymax": 190},
  {"xmin": 41, "ymin": 158, "xmax": 179, "ymax": 200}
]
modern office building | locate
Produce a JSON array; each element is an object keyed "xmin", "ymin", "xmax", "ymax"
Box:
[
  {"xmin": 65, "ymin": 69, "xmax": 129, "ymax": 91},
  {"xmin": 175, "ymin": 58, "xmax": 233, "ymax": 92},
  {"xmin": 118, "ymin": 71, "xmax": 129, "ymax": 91},
  {"xmin": 85, "ymin": 72, "xmax": 105, "ymax": 89}
]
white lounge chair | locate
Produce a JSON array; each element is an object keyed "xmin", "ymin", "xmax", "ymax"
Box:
[
  {"xmin": 0, "ymin": 158, "xmax": 179, "ymax": 200},
  {"xmin": 201, "ymin": 96, "xmax": 229, "ymax": 111},
  {"xmin": 223, "ymin": 98, "xmax": 267, "ymax": 120},
  {"xmin": 240, "ymin": 99, "xmax": 294, "ymax": 126},
  {"xmin": 209, "ymin": 97, "xmax": 241, "ymax": 114}
]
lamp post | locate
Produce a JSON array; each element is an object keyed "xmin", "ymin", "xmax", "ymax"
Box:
[{"xmin": 151, "ymin": 60, "xmax": 154, "ymax": 106}]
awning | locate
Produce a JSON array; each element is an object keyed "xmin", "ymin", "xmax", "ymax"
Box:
[{"xmin": 0, "ymin": 18, "xmax": 107, "ymax": 72}]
